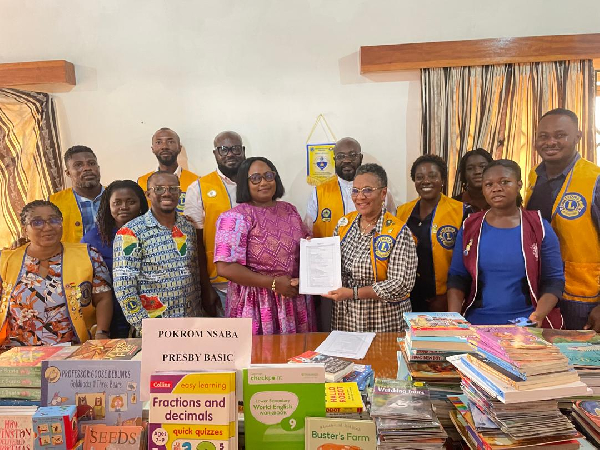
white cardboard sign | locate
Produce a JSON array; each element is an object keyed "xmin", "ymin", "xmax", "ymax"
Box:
[{"xmin": 140, "ymin": 317, "xmax": 252, "ymax": 400}]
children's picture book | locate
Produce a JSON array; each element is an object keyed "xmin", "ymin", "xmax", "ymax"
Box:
[
  {"xmin": 325, "ymin": 382, "xmax": 363, "ymax": 414},
  {"xmin": 83, "ymin": 424, "xmax": 144, "ymax": 450},
  {"xmin": 305, "ymin": 417, "xmax": 376, "ymax": 450},
  {"xmin": 0, "ymin": 406, "xmax": 37, "ymax": 450},
  {"xmin": 0, "ymin": 346, "xmax": 75, "ymax": 377},
  {"xmin": 40, "ymin": 360, "xmax": 142, "ymax": 434},
  {"xmin": 287, "ymin": 351, "xmax": 354, "ymax": 382},
  {"xmin": 403, "ymin": 312, "xmax": 472, "ymax": 336},
  {"xmin": 32, "ymin": 405, "xmax": 78, "ymax": 450},
  {"xmin": 341, "ymin": 364, "xmax": 374, "ymax": 392},
  {"xmin": 244, "ymin": 364, "xmax": 326, "ymax": 450},
  {"xmin": 148, "ymin": 371, "xmax": 237, "ymax": 450},
  {"xmin": 369, "ymin": 379, "xmax": 434, "ymax": 421},
  {"xmin": 66, "ymin": 339, "xmax": 142, "ymax": 361},
  {"xmin": 529, "ymin": 328, "xmax": 600, "ymax": 344},
  {"xmin": 574, "ymin": 400, "xmax": 600, "ymax": 430}
]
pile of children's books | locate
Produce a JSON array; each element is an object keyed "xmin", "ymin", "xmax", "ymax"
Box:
[
  {"xmin": 571, "ymin": 400, "xmax": 600, "ymax": 446},
  {"xmin": 447, "ymin": 325, "xmax": 590, "ymax": 448},
  {"xmin": 369, "ymin": 378, "xmax": 447, "ymax": 449},
  {"xmin": 398, "ymin": 312, "xmax": 472, "ymax": 442}
]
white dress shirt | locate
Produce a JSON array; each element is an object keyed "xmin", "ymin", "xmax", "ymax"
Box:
[
  {"xmin": 183, "ymin": 168, "xmax": 238, "ymax": 230},
  {"xmin": 304, "ymin": 176, "xmax": 396, "ymax": 232}
]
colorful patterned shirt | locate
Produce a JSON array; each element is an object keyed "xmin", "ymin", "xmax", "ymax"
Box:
[{"xmin": 112, "ymin": 210, "xmax": 201, "ymax": 332}]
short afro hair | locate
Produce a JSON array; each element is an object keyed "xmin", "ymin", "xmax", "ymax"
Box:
[
  {"xmin": 457, "ymin": 148, "xmax": 493, "ymax": 188},
  {"xmin": 540, "ymin": 108, "xmax": 579, "ymax": 127},
  {"xmin": 355, "ymin": 163, "xmax": 387, "ymax": 187},
  {"xmin": 410, "ymin": 154, "xmax": 448, "ymax": 182},
  {"xmin": 64, "ymin": 145, "xmax": 96, "ymax": 165}
]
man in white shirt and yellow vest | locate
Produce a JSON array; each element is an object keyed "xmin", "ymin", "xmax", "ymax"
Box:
[
  {"xmin": 50, "ymin": 146, "xmax": 103, "ymax": 243},
  {"xmin": 184, "ymin": 131, "xmax": 246, "ymax": 316},
  {"xmin": 138, "ymin": 128, "xmax": 199, "ymax": 214},
  {"xmin": 305, "ymin": 137, "xmax": 395, "ymax": 237},
  {"xmin": 525, "ymin": 108, "xmax": 600, "ymax": 331}
]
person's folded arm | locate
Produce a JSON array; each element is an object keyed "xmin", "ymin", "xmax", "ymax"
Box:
[{"xmin": 447, "ymin": 228, "xmax": 471, "ymax": 313}]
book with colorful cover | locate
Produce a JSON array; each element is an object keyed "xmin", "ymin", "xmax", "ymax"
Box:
[
  {"xmin": 369, "ymin": 379, "xmax": 434, "ymax": 420},
  {"xmin": 396, "ymin": 350, "xmax": 460, "ymax": 382},
  {"xmin": 304, "ymin": 417, "xmax": 376, "ymax": 450},
  {"xmin": 529, "ymin": 328, "xmax": 600, "ymax": 344},
  {"xmin": 148, "ymin": 371, "xmax": 236, "ymax": 450},
  {"xmin": 287, "ymin": 351, "xmax": 354, "ymax": 382},
  {"xmin": 40, "ymin": 359, "xmax": 143, "ymax": 434},
  {"xmin": 554, "ymin": 343, "xmax": 600, "ymax": 368},
  {"xmin": 325, "ymin": 382, "xmax": 363, "ymax": 413},
  {"xmin": 0, "ymin": 346, "xmax": 75, "ymax": 377},
  {"xmin": 574, "ymin": 400, "xmax": 600, "ymax": 430},
  {"xmin": 66, "ymin": 339, "xmax": 142, "ymax": 361},
  {"xmin": 0, "ymin": 406, "xmax": 37, "ymax": 450},
  {"xmin": 404, "ymin": 333, "xmax": 472, "ymax": 353},
  {"xmin": 341, "ymin": 364, "xmax": 374, "ymax": 392},
  {"xmin": 403, "ymin": 312, "xmax": 472, "ymax": 336},
  {"xmin": 83, "ymin": 425, "xmax": 144, "ymax": 450},
  {"xmin": 244, "ymin": 364, "xmax": 326, "ymax": 450}
]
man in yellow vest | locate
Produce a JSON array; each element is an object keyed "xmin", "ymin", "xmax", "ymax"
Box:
[
  {"xmin": 304, "ymin": 137, "xmax": 395, "ymax": 238},
  {"xmin": 525, "ymin": 108, "xmax": 600, "ymax": 331},
  {"xmin": 50, "ymin": 146, "xmax": 103, "ymax": 243},
  {"xmin": 184, "ymin": 131, "xmax": 246, "ymax": 317},
  {"xmin": 137, "ymin": 127, "xmax": 199, "ymax": 214}
]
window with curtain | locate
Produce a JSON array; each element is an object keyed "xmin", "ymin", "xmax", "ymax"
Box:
[
  {"xmin": 0, "ymin": 88, "xmax": 63, "ymax": 248},
  {"xmin": 421, "ymin": 60, "xmax": 597, "ymax": 196}
]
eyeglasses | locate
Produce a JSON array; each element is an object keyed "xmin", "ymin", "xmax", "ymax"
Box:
[
  {"xmin": 351, "ymin": 186, "xmax": 384, "ymax": 197},
  {"xmin": 27, "ymin": 217, "xmax": 63, "ymax": 229},
  {"xmin": 248, "ymin": 171, "xmax": 277, "ymax": 185},
  {"xmin": 148, "ymin": 186, "xmax": 181, "ymax": 195},
  {"xmin": 335, "ymin": 152, "xmax": 361, "ymax": 161},
  {"xmin": 215, "ymin": 145, "xmax": 245, "ymax": 157}
]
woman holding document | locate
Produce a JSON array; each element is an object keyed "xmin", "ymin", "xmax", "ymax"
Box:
[
  {"xmin": 323, "ymin": 163, "xmax": 417, "ymax": 332},
  {"xmin": 214, "ymin": 157, "xmax": 316, "ymax": 335}
]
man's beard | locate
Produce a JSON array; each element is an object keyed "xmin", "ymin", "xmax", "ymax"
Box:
[
  {"xmin": 218, "ymin": 163, "xmax": 241, "ymax": 181},
  {"xmin": 156, "ymin": 153, "xmax": 178, "ymax": 166},
  {"xmin": 75, "ymin": 178, "xmax": 100, "ymax": 189},
  {"xmin": 336, "ymin": 165, "xmax": 356, "ymax": 182}
]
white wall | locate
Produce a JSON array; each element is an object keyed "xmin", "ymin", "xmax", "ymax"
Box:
[{"xmin": 1, "ymin": 0, "xmax": 600, "ymax": 213}]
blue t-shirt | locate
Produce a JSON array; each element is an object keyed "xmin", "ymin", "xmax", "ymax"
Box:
[
  {"xmin": 448, "ymin": 219, "xmax": 564, "ymax": 325},
  {"xmin": 81, "ymin": 225, "xmax": 116, "ymax": 272}
]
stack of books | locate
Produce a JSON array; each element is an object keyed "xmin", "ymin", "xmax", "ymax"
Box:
[
  {"xmin": 369, "ymin": 378, "xmax": 447, "ymax": 449},
  {"xmin": 398, "ymin": 312, "xmax": 472, "ymax": 442},
  {"xmin": 447, "ymin": 325, "xmax": 590, "ymax": 448},
  {"xmin": 342, "ymin": 363, "xmax": 375, "ymax": 392},
  {"xmin": 571, "ymin": 400, "xmax": 600, "ymax": 447},
  {"xmin": 0, "ymin": 346, "xmax": 75, "ymax": 406}
]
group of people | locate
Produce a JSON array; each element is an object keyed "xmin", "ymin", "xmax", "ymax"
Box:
[{"xmin": 0, "ymin": 107, "xmax": 598, "ymax": 347}]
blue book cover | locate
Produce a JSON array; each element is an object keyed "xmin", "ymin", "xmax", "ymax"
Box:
[
  {"xmin": 555, "ymin": 343, "xmax": 600, "ymax": 367},
  {"xmin": 476, "ymin": 348, "xmax": 527, "ymax": 380},
  {"xmin": 40, "ymin": 359, "xmax": 142, "ymax": 434},
  {"xmin": 342, "ymin": 364, "xmax": 374, "ymax": 391}
]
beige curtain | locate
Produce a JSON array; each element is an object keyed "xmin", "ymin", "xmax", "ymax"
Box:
[
  {"xmin": 0, "ymin": 88, "xmax": 63, "ymax": 248},
  {"xmin": 422, "ymin": 60, "xmax": 596, "ymax": 195}
]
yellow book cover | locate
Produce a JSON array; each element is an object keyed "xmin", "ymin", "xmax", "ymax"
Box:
[{"xmin": 325, "ymin": 383, "xmax": 363, "ymax": 413}]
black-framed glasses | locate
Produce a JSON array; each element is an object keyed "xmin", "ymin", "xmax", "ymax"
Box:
[
  {"xmin": 351, "ymin": 186, "xmax": 384, "ymax": 197},
  {"xmin": 248, "ymin": 171, "xmax": 277, "ymax": 185},
  {"xmin": 215, "ymin": 145, "xmax": 245, "ymax": 157},
  {"xmin": 148, "ymin": 186, "xmax": 181, "ymax": 195},
  {"xmin": 335, "ymin": 152, "xmax": 361, "ymax": 161},
  {"xmin": 28, "ymin": 217, "xmax": 63, "ymax": 229}
]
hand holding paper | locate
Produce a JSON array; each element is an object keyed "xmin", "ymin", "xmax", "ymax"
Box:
[{"xmin": 299, "ymin": 237, "xmax": 342, "ymax": 295}]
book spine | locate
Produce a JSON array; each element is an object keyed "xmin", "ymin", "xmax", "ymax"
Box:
[
  {"xmin": 0, "ymin": 366, "xmax": 42, "ymax": 377},
  {"xmin": 0, "ymin": 377, "xmax": 41, "ymax": 388},
  {"xmin": 0, "ymin": 387, "xmax": 41, "ymax": 400},
  {"xmin": 466, "ymin": 355, "xmax": 520, "ymax": 388},
  {"xmin": 325, "ymin": 406, "xmax": 363, "ymax": 413},
  {"xmin": 476, "ymin": 349, "xmax": 526, "ymax": 379}
]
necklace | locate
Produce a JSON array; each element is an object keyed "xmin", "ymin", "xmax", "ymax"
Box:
[{"xmin": 360, "ymin": 214, "xmax": 380, "ymax": 234}]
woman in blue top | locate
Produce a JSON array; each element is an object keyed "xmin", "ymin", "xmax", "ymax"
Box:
[
  {"xmin": 81, "ymin": 180, "xmax": 148, "ymax": 337},
  {"xmin": 447, "ymin": 160, "xmax": 565, "ymax": 327}
]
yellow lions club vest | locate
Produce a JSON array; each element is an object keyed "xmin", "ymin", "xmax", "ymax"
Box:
[
  {"xmin": 313, "ymin": 177, "xmax": 346, "ymax": 238},
  {"xmin": 137, "ymin": 169, "xmax": 198, "ymax": 214},
  {"xmin": 526, "ymin": 158, "xmax": 600, "ymax": 303},
  {"xmin": 0, "ymin": 242, "xmax": 96, "ymax": 345},
  {"xmin": 50, "ymin": 188, "xmax": 84, "ymax": 243},
  {"xmin": 337, "ymin": 211, "xmax": 407, "ymax": 284},
  {"xmin": 396, "ymin": 194, "xmax": 464, "ymax": 296},
  {"xmin": 199, "ymin": 171, "xmax": 233, "ymax": 284}
]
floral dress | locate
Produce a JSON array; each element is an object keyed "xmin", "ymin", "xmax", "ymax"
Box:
[{"xmin": 0, "ymin": 247, "xmax": 111, "ymax": 347}]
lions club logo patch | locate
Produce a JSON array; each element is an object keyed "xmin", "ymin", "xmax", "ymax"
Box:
[
  {"xmin": 374, "ymin": 235, "xmax": 394, "ymax": 260},
  {"xmin": 78, "ymin": 281, "xmax": 93, "ymax": 307},
  {"xmin": 558, "ymin": 193, "xmax": 587, "ymax": 220},
  {"xmin": 436, "ymin": 225, "xmax": 458, "ymax": 249},
  {"xmin": 321, "ymin": 208, "xmax": 332, "ymax": 222}
]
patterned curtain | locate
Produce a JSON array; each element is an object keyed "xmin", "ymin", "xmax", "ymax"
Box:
[
  {"xmin": 421, "ymin": 60, "xmax": 596, "ymax": 195},
  {"xmin": 0, "ymin": 88, "xmax": 63, "ymax": 248}
]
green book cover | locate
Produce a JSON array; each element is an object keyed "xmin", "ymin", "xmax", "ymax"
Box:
[
  {"xmin": 305, "ymin": 417, "xmax": 376, "ymax": 450},
  {"xmin": 243, "ymin": 364, "xmax": 326, "ymax": 449}
]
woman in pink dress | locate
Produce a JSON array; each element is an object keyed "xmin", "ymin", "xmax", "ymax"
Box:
[{"xmin": 214, "ymin": 157, "xmax": 316, "ymax": 335}]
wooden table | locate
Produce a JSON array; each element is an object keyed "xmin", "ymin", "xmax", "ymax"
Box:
[{"xmin": 251, "ymin": 332, "xmax": 401, "ymax": 379}]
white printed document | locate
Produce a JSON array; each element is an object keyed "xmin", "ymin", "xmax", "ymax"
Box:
[
  {"xmin": 316, "ymin": 330, "xmax": 377, "ymax": 360},
  {"xmin": 299, "ymin": 236, "xmax": 342, "ymax": 295}
]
